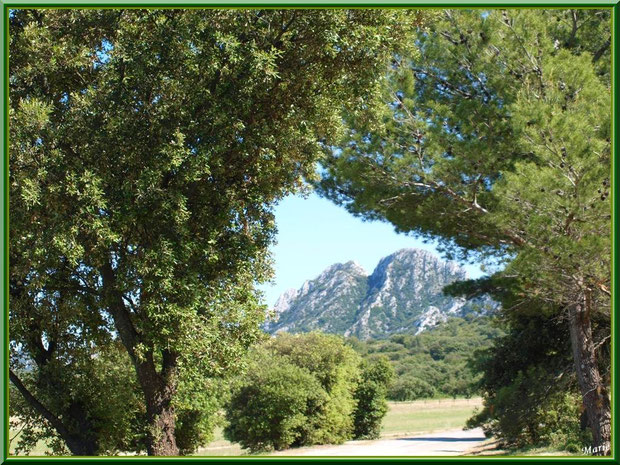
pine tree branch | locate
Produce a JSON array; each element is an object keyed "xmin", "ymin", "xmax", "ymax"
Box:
[
  {"xmin": 596, "ymin": 283, "xmax": 611, "ymax": 297},
  {"xmin": 411, "ymin": 67, "xmax": 473, "ymax": 100},
  {"xmin": 593, "ymin": 334, "xmax": 611, "ymax": 352},
  {"xmin": 593, "ymin": 37, "xmax": 610, "ymax": 63}
]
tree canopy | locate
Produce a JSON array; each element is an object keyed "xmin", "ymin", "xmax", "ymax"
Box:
[
  {"xmin": 318, "ymin": 9, "xmax": 611, "ymax": 452},
  {"xmin": 9, "ymin": 8, "xmax": 424, "ymax": 455}
]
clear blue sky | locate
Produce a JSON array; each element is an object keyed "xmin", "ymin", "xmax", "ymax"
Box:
[{"xmin": 258, "ymin": 192, "xmax": 485, "ymax": 307}]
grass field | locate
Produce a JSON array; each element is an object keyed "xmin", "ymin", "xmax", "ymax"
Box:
[
  {"xmin": 380, "ymin": 397, "xmax": 482, "ymax": 437},
  {"xmin": 194, "ymin": 397, "xmax": 483, "ymax": 456},
  {"xmin": 8, "ymin": 425, "xmax": 52, "ymax": 456}
]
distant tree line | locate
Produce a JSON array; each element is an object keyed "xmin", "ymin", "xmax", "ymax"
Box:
[{"xmin": 348, "ymin": 316, "xmax": 502, "ymax": 400}]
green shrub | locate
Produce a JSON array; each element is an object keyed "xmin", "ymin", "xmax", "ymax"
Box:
[
  {"xmin": 224, "ymin": 353, "xmax": 328, "ymax": 452},
  {"xmin": 352, "ymin": 358, "xmax": 393, "ymax": 439},
  {"xmin": 539, "ymin": 392, "xmax": 592, "ymax": 452},
  {"xmin": 224, "ymin": 332, "xmax": 362, "ymax": 452},
  {"xmin": 389, "ymin": 375, "xmax": 436, "ymax": 401},
  {"xmin": 465, "ymin": 310, "xmax": 597, "ymax": 453},
  {"xmin": 468, "ymin": 368, "xmax": 588, "ymax": 451},
  {"xmin": 266, "ymin": 332, "xmax": 360, "ymax": 444}
]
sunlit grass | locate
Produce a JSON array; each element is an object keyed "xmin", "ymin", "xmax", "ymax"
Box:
[
  {"xmin": 381, "ymin": 398, "xmax": 482, "ymax": 437},
  {"xmin": 9, "ymin": 426, "xmax": 52, "ymax": 456}
]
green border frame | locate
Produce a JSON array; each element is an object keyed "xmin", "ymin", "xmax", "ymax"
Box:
[{"xmin": 0, "ymin": 2, "xmax": 617, "ymax": 463}]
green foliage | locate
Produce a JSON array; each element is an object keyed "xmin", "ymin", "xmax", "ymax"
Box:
[
  {"xmin": 469, "ymin": 372, "xmax": 590, "ymax": 452},
  {"xmin": 265, "ymin": 333, "xmax": 361, "ymax": 445},
  {"xmin": 389, "ymin": 376, "xmax": 436, "ymax": 401},
  {"xmin": 489, "ymin": 44, "xmax": 610, "ymax": 304},
  {"xmin": 319, "ymin": 8, "xmax": 611, "ymax": 450},
  {"xmin": 352, "ymin": 358, "xmax": 393, "ymax": 439},
  {"xmin": 446, "ymin": 273, "xmax": 610, "ymax": 452},
  {"xmin": 224, "ymin": 332, "xmax": 365, "ymax": 452},
  {"xmin": 351, "ymin": 317, "xmax": 501, "ymax": 400},
  {"xmin": 173, "ymin": 377, "xmax": 230, "ymax": 456},
  {"xmin": 265, "ymin": 332, "xmax": 360, "ymax": 391},
  {"xmin": 319, "ymin": 9, "xmax": 610, "ymax": 278},
  {"xmin": 224, "ymin": 353, "xmax": 328, "ymax": 453},
  {"xmin": 463, "ymin": 285, "xmax": 606, "ymax": 452},
  {"xmin": 10, "ymin": 342, "xmax": 146, "ymax": 455},
  {"xmin": 9, "ymin": 9, "xmax": 424, "ymax": 454}
]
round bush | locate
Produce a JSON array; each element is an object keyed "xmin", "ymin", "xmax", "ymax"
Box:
[
  {"xmin": 224, "ymin": 354, "xmax": 328, "ymax": 452},
  {"xmin": 388, "ymin": 375, "xmax": 436, "ymax": 401},
  {"xmin": 225, "ymin": 333, "xmax": 393, "ymax": 452}
]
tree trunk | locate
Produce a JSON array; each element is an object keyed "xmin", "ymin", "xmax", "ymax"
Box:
[
  {"xmin": 101, "ymin": 262, "xmax": 179, "ymax": 455},
  {"xmin": 135, "ymin": 351, "xmax": 179, "ymax": 456},
  {"xmin": 567, "ymin": 290, "xmax": 611, "ymax": 456},
  {"xmin": 146, "ymin": 399, "xmax": 178, "ymax": 456}
]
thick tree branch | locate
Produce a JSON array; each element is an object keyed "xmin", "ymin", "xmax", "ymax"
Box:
[
  {"xmin": 9, "ymin": 370, "xmax": 72, "ymax": 441},
  {"xmin": 100, "ymin": 261, "xmax": 139, "ymax": 362}
]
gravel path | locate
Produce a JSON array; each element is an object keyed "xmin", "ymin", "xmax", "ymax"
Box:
[{"xmin": 271, "ymin": 428, "xmax": 487, "ymax": 457}]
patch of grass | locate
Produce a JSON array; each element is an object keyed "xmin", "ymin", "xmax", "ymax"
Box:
[
  {"xmin": 194, "ymin": 427, "xmax": 246, "ymax": 456},
  {"xmin": 381, "ymin": 398, "xmax": 482, "ymax": 437},
  {"xmin": 9, "ymin": 428, "xmax": 52, "ymax": 456}
]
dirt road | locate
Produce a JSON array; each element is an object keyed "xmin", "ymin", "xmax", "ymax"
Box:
[{"xmin": 271, "ymin": 427, "xmax": 487, "ymax": 457}]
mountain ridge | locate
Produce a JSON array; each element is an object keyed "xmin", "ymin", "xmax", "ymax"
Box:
[{"xmin": 266, "ymin": 248, "xmax": 493, "ymax": 339}]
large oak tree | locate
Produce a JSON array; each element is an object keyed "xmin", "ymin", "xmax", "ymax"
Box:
[{"xmin": 9, "ymin": 9, "xmax": 423, "ymax": 455}]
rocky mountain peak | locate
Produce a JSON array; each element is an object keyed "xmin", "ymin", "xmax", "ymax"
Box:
[
  {"xmin": 266, "ymin": 248, "xmax": 494, "ymax": 339},
  {"xmin": 318, "ymin": 260, "xmax": 367, "ymax": 279},
  {"xmin": 273, "ymin": 288, "xmax": 301, "ymax": 316}
]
